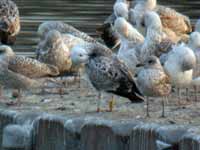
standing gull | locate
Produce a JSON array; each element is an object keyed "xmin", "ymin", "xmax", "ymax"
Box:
[
  {"xmin": 0, "ymin": 0, "xmax": 20, "ymax": 45},
  {"xmin": 163, "ymin": 44, "xmax": 196, "ymax": 102},
  {"xmin": 114, "ymin": 17, "xmax": 144, "ymax": 74},
  {"xmin": 139, "ymin": 11, "xmax": 174, "ymax": 62},
  {"xmin": 130, "ymin": 0, "xmax": 192, "ymax": 39},
  {"xmin": 137, "ymin": 56, "xmax": 171, "ymax": 117},
  {"xmin": 71, "ymin": 42, "xmax": 144, "ymax": 112}
]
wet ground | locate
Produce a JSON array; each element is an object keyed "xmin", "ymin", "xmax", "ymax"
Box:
[{"xmin": 3, "ymin": 0, "xmax": 200, "ymax": 126}]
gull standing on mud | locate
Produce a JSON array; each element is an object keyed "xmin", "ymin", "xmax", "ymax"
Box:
[
  {"xmin": 71, "ymin": 42, "xmax": 144, "ymax": 112},
  {"xmin": 114, "ymin": 17, "xmax": 144, "ymax": 75},
  {"xmin": 0, "ymin": 0, "xmax": 20, "ymax": 45},
  {"xmin": 137, "ymin": 56, "xmax": 171, "ymax": 117}
]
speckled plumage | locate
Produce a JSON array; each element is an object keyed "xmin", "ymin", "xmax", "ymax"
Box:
[
  {"xmin": 0, "ymin": 46, "xmax": 60, "ymax": 91},
  {"xmin": 0, "ymin": 0, "xmax": 20, "ymax": 44},
  {"xmin": 37, "ymin": 30, "xmax": 72, "ymax": 74},
  {"xmin": 0, "ymin": 45, "xmax": 59, "ymax": 78},
  {"xmin": 9, "ymin": 56, "xmax": 59, "ymax": 78},
  {"xmin": 137, "ymin": 56, "xmax": 171, "ymax": 97},
  {"xmin": 71, "ymin": 43, "xmax": 144, "ymax": 102},
  {"xmin": 37, "ymin": 21, "xmax": 109, "ymax": 51}
]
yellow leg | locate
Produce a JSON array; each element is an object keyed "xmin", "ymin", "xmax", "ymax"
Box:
[
  {"xmin": 108, "ymin": 95, "xmax": 115, "ymax": 112},
  {"xmin": 97, "ymin": 93, "xmax": 102, "ymax": 112}
]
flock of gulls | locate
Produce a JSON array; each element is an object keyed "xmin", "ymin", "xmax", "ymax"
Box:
[{"xmin": 1, "ymin": 0, "xmax": 200, "ymax": 117}]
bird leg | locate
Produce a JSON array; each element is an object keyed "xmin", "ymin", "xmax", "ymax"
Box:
[
  {"xmin": 107, "ymin": 95, "xmax": 115, "ymax": 112},
  {"xmin": 17, "ymin": 89, "xmax": 22, "ymax": 105},
  {"xmin": 146, "ymin": 97, "xmax": 150, "ymax": 118},
  {"xmin": 185, "ymin": 88, "xmax": 189, "ymax": 101},
  {"xmin": 161, "ymin": 97, "xmax": 166, "ymax": 118},
  {"xmin": 177, "ymin": 88, "xmax": 182, "ymax": 105},
  {"xmin": 58, "ymin": 77, "xmax": 65, "ymax": 98},
  {"xmin": 194, "ymin": 86, "xmax": 198, "ymax": 102},
  {"xmin": 97, "ymin": 93, "xmax": 102, "ymax": 112}
]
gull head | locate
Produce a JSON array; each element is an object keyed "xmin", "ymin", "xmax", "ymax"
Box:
[
  {"xmin": 144, "ymin": 56, "xmax": 162, "ymax": 69},
  {"xmin": 144, "ymin": 11, "xmax": 162, "ymax": 29},
  {"xmin": 46, "ymin": 30, "xmax": 62, "ymax": 44},
  {"xmin": 170, "ymin": 44, "xmax": 196, "ymax": 71},
  {"xmin": 71, "ymin": 45, "xmax": 89, "ymax": 65},
  {"xmin": 0, "ymin": 45, "xmax": 15, "ymax": 62},
  {"xmin": 188, "ymin": 32, "xmax": 200, "ymax": 50},
  {"xmin": 113, "ymin": 2, "xmax": 129, "ymax": 19}
]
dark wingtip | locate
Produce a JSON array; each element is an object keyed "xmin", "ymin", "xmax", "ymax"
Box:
[{"xmin": 128, "ymin": 94, "xmax": 144, "ymax": 103}]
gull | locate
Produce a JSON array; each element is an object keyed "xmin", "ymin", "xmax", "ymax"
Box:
[
  {"xmin": 71, "ymin": 42, "xmax": 144, "ymax": 112},
  {"xmin": 137, "ymin": 56, "xmax": 171, "ymax": 117},
  {"xmin": 113, "ymin": 0, "xmax": 129, "ymax": 20},
  {"xmin": 114, "ymin": 17, "xmax": 144, "ymax": 74},
  {"xmin": 139, "ymin": 11, "xmax": 174, "ymax": 62},
  {"xmin": 37, "ymin": 30, "xmax": 72, "ymax": 74},
  {"xmin": 163, "ymin": 44, "xmax": 196, "ymax": 102},
  {"xmin": 37, "ymin": 21, "xmax": 109, "ymax": 51},
  {"xmin": 130, "ymin": 0, "xmax": 192, "ymax": 40},
  {"xmin": 0, "ymin": 0, "xmax": 20, "ymax": 45},
  {"xmin": 0, "ymin": 45, "xmax": 61, "ymax": 104},
  {"xmin": 0, "ymin": 46, "xmax": 60, "ymax": 78}
]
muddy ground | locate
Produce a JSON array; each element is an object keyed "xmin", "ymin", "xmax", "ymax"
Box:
[{"xmin": 0, "ymin": 75, "xmax": 200, "ymax": 126}]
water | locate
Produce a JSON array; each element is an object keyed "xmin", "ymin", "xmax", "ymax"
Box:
[{"xmin": 12, "ymin": 0, "xmax": 200, "ymax": 56}]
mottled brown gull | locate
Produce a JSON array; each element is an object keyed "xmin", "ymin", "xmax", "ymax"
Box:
[
  {"xmin": 37, "ymin": 30, "xmax": 72, "ymax": 74},
  {"xmin": 137, "ymin": 56, "xmax": 171, "ymax": 117},
  {"xmin": 0, "ymin": 45, "xmax": 61, "ymax": 104},
  {"xmin": 0, "ymin": 0, "xmax": 20, "ymax": 44},
  {"xmin": 71, "ymin": 42, "xmax": 144, "ymax": 112}
]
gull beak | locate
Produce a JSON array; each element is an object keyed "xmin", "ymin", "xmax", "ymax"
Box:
[{"xmin": 136, "ymin": 63, "xmax": 145, "ymax": 67}]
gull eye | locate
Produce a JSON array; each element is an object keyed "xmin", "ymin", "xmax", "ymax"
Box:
[
  {"xmin": 79, "ymin": 54, "xmax": 83, "ymax": 57},
  {"xmin": 148, "ymin": 60, "xmax": 154, "ymax": 64}
]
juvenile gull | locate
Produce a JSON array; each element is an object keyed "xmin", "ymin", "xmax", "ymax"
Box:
[
  {"xmin": 137, "ymin": 56, "xmax": 171, "ymax": 117},
  {"xmin": 37, "ymin": 21, "xmax": 109, "ymax": 51},
  {"xmin": 0, "ymin": 46, "xmax": 59, "ymax": 78},
  {"xmin": 37, "ymin": 30, "xmax": 72, "ymax": 74},
  {"xmin": 0, "ymin": 0, "xmax": 20, "ymax": 44},
  {"xmin": 71, "ymin": 42, "xmax": 144, "ymax": 112},
  {"xmin": 0, "ymin": 46, "xmax": 61, "ymax": 104}
]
